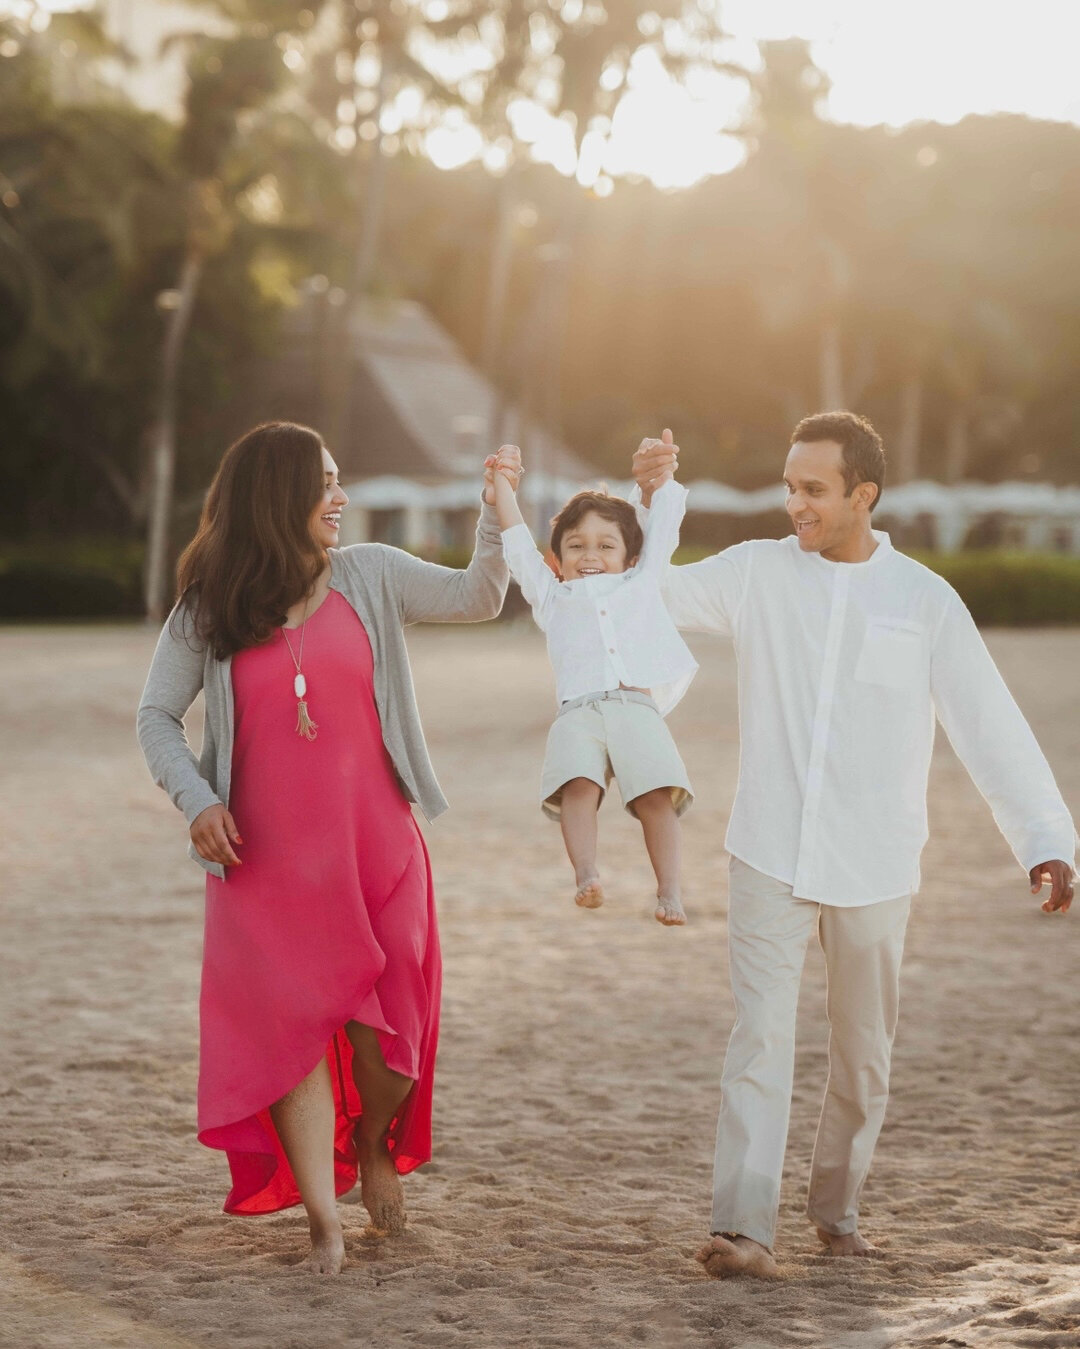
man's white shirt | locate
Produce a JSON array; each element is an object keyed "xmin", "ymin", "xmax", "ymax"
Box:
[
  {"xmin": 646, "ymin": 516, "xmax": 1077, "ymax": 906},
  {"xmin": 501, "ymin": 478, "xmax": 698, "ymax": 715}
]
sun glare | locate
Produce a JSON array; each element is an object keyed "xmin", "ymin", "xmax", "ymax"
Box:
[{"xmin": 12, "ymin": 0, "xmax": 1080, "ymax": 191}]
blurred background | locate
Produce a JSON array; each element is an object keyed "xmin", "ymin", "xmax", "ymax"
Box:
[{"xmin": 2, "ymin": 0, "xmax": 1080, "ymax": 623}]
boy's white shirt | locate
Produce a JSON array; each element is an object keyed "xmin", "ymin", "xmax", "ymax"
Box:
[
  {"xmin": 631, "ymin": 488, "xmax": 1078, "ymax": 906},
  {"xmin": 501, "ymin": 477, "xmax": 698, "ymax": 716}
]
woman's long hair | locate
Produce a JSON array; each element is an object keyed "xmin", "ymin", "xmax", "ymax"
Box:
[{"xmin": 176, "ymin": 422, "xmax": 328, "ymax": 659}]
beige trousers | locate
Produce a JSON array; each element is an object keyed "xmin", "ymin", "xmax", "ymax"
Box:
[{"xmin": 711, "ymin": 856, "xmax": 911, "ymax": 1249}]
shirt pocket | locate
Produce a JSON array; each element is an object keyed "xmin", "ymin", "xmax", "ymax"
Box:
[{"xmin": 854, "ymin": 616, "xmax": 927, "ymax": 691}]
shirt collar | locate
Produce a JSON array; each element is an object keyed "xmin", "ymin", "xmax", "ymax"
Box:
[{"xmin": 801, "ymin": 528, "xmax": 893, "ymax": 570}]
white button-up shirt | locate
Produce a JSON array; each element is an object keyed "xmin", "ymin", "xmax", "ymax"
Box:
[
  {"xmin": 653, "ymin": 523, "xmax": 1077, "ymax": 906},
  {"xmin": 502, "ymin": 478, "xmax": 698, "ymax": 715}
]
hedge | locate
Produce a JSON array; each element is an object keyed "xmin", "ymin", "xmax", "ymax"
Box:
[
  {"xmin": 908, "ymin": 552, "xmax": 1080, "ymax": 626},
  {"xmin": 3, "ymin": 541, "xmax": 1080, "ymax": 625},
  {"xmin": 0, "ymin": 539, "xmax": 142, "ymax": 619}
]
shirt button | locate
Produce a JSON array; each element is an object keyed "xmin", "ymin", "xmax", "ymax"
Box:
[
  {"xmin": 608, "ymin": 647, "xmax": 615, "ymax": 653},
  {"xmin": 600, "ymin": 609, "xmax": 607, "ymax": 615}
]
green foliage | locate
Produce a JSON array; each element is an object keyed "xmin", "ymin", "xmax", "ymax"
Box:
[
  {"xmin": 910, "ymin": 552, "xmax": 1080, "ymax": 626},
  {"xmin": 0, "ymin": 537, "xmax": 143, "ymax": 619}
]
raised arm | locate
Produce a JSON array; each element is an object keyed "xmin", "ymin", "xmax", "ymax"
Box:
[
  {"xmin": 931, "ymin": 591, "xmax": 1076, "ymax": 911},
  {"xmin": 389, "ymin": 500, "xmax": 509, "ymax": 625},
  {"xmin": 635, "ymin": 475, "xmax": 687, "ymax": 578}
]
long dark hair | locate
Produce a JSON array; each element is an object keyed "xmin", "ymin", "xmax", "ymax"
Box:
[{"xmin": 175, "ymin": 421, "xmax": 327, "ymax": 659}]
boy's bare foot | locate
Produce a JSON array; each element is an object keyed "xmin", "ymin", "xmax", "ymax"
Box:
[
  {"xmin": 696, "ymin": 1234, "xmax": 779, "ymax": 1280},
  {"xmin": 655, "ymin": 895, "xmax": 686, "ymax": 926},
  {"xmin": 308, "ymin": 1218, "xmax": 346, "ymax": 1274},
  {"xmin": 815, "ymin": 1227, "xmax": 885, "ymax": 1258},
  {"xmin": 574, "ymin": 877, "xmax": 604, "ymax": 909},
  {"xmin": 356, "ymin": 1130, "xmax": 406, "ymax": 1237}
]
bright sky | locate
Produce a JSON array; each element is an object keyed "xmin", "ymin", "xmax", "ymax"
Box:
[
  {"xmin": 426, "ymin": 0, "xmax": 1080, "ymax": 189},
  {"xmin": 15, "ymin": 0, "xmax": 1080, "ymax": 191}
]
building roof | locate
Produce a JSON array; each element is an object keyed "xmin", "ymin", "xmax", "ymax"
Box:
[
  {"xmin": 255, "ymin": 290, "xmax": 598, "ymax": 484},
  {"xmin": 341, "ymin": 298, "xmax": 596, "ymax": 482}
]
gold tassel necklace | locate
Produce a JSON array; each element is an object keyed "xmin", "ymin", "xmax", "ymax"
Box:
[{"xmin": 281, "ymin": 595, "xmax": 318, "ymax": 740}]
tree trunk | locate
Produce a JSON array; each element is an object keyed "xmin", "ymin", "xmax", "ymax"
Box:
[
  {"xmin": 894, "ymin": 370, "xmax": 922, "ymax": 484},
  {"xmin": 354, "ymin": 61, "xmax": 391, "ymax": 298},
  {"xmin": 944, "ymin": 404, "xmax": 969, "ymax": 484},
  {"xmin": 819, "ymin": 320, "xmax": 844, "ymax": 409},
  {"xmin": 480, "ymin": 169, "xmax": 517, "ymax": 384},
  {"xmin": 144, "ymin": 251, "xmax": 202, "ymax": 624}
]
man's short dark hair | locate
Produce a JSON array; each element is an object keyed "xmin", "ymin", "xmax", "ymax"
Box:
[
  {"xmin": 790, "ymin": 411, "xmax": 886, "ymax": 511},
  {"xmin": 550, "ymin": 489, "xmax": 643, "ymax": 563}
]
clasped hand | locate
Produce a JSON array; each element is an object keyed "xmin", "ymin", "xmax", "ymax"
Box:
[
  {"xmin": 632, "ymin": 427, "xmax": 679, "ymax": 503},
  {"xmin": 483, "ymin": 445, "xmax": 523, "ymax": 503}
]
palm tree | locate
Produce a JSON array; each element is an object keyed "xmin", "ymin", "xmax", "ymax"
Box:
[{"xmin": 143, "ymin": 6, "xmax": 318, "ymax": 621}]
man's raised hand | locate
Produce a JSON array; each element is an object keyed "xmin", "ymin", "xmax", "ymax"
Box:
[
  {"xmin": 1029, "ymin": 859, "xmax": 1074, "ymax": 913},
  {"xmin": 632, "ymin": 427, "xmax": 679, "ymax": 507}
]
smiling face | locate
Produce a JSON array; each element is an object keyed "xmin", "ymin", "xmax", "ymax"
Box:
[
  {"xmin": 557, "ymin": 509, "xmax": 636, "ymax": 580},
  {"xmin": 784, "ymin": 438, "xmax": 877, "ymax": 561},
  {"xmin": 309, "ymin": 445, "xmax": 349, "ymax": 548}
]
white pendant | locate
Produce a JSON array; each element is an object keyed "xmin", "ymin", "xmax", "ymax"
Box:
[{"xmin": 294, "ymin": 672, "xmax": 307, "ymax": 698}]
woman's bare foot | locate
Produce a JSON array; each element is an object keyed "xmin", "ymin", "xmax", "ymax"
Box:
[
  {"xmin": 574, "ymin": 876, "xmax": 604, "ymax": 909},
  {"xmin": 308, "ymin": 1217, "xmax": 346, "ymax": 1274},
  {"xmin": 356, "ymin": 1129, "xmax": 406, "ymax": 1237},
  {"xmin": 696, "ymin": 1234, "xmax": 780, "ymax": 1280},
  {"xmin": 655, "ymin": 894, "xmax": 686, "ymax": 926},
  {"xmin": 816, "ymin": 1227, "xmax": 885, "ymax": 1258}
]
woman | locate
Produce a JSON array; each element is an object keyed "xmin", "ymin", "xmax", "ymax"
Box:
[{"xmin": 137, "ymin": 421, "xmax": 516, "ymax": 1274}]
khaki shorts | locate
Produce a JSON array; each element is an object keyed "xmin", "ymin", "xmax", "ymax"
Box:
[{"xmin": 540, "ymin": 690, "xmax": 693, "ymax": 821}]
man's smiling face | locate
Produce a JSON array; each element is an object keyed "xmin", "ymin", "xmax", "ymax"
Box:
[{"xmin": 784, "ymin": 438, "xmax": 866, "ymax": 558}]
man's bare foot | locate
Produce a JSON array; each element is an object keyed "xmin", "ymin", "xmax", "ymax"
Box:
[
  {"xmin": 655, "ymin": 895, "xmax": 686, "ymax": 926},
  {"xmin": 356, "ymin": 1130, "xmax": 405, "ymax": 1237},
  {"xmin": 575, "ymin": 876, "xmax": 604, "ymax": 909},
  {"xmin": 815, "ymin": 1227, "xmax": 885, "ymax": 1258},
  {"xmin": 308, "ymin": 1218, "xmax": 346, "ymax": 1275},
  {"xmin": 696, "ymin": 1234, "xmax": 779, "ymax": 1280}
]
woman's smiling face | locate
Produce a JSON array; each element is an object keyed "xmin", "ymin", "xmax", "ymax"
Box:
[
  {"xmin": 310, "ymin": 446, "xmax": 349, "ymax": 548},
  {"xmin": 557, "ymin": 509, "xmax": 635, "ymax": 580}
]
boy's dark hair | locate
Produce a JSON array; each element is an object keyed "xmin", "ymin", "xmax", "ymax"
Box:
[
  {"xmin": 550, "ymin": 489, "xmax": 644, "ymax": 564},
  {"xmin": 790, "ymin": 411, "xmax": 886, "ymax": 511}
]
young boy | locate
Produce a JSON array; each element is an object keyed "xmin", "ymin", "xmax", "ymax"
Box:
[{"xmin": 491, "ymin": 445, "xmax": 698, "ymax": 925}]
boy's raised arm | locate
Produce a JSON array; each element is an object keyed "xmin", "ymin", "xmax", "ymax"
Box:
[
  {"xmin": 492, "ymin": 445, "xmax": 526, "ymax": 532},
  {"xmin": 636, "ymin": 475, "xmax": 687, "ymax": 578}
]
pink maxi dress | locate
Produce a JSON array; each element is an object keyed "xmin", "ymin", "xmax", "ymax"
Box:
[{"xmin": 198, "ymin": 589, "xmax": 441, "ymax": 1214}]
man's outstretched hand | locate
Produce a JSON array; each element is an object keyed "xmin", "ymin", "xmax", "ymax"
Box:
[
  {"xmin": 632, "ymin": 427, "xmax": 679, "ymax": 507},
  {"xmin": 1029, "ymin": 860, "xmax": 1074, "ymax": 913}
]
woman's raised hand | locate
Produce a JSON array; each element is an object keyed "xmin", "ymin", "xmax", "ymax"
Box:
[{"xmin": 190, "ymin": 803, "xmax": 244, "ymax": 867}]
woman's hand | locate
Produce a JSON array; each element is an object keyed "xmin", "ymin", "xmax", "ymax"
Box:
[
  {"xmin": 483, "ymin": 444, "xmax": 523, "ymax": 504},
  {"xmin": 190, "ymin": 804, "xmax": 244, "ymax": 867}
]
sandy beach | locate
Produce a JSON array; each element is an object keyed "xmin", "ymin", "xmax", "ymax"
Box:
[{"xmin": 1, "ymin": 619, "xmax": 1078, "ymax": 1349}]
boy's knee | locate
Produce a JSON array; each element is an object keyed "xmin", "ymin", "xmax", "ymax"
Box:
[{"xmin": 632, "ymin": 787, "xmax": 675, "ymax": 814}]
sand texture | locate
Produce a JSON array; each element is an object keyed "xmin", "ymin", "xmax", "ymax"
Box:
[{"xmin": 1, "ymin": 621, "xmax": 1078, "ymax": 1349}]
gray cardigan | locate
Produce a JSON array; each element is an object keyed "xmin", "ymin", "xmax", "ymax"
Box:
[{"xmin": 137, "ymin": 503, "xmax": 508, "ymax": 879}]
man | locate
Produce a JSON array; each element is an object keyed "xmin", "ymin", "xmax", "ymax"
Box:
[{"xmin": 632, "ymin": 414, "xmax": 1076, "ymax": 1278}]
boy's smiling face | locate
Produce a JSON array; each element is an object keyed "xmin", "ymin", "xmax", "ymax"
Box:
[{"xmin": 557, "ymin": 509, "xmax": 636, "ymax": 580}]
